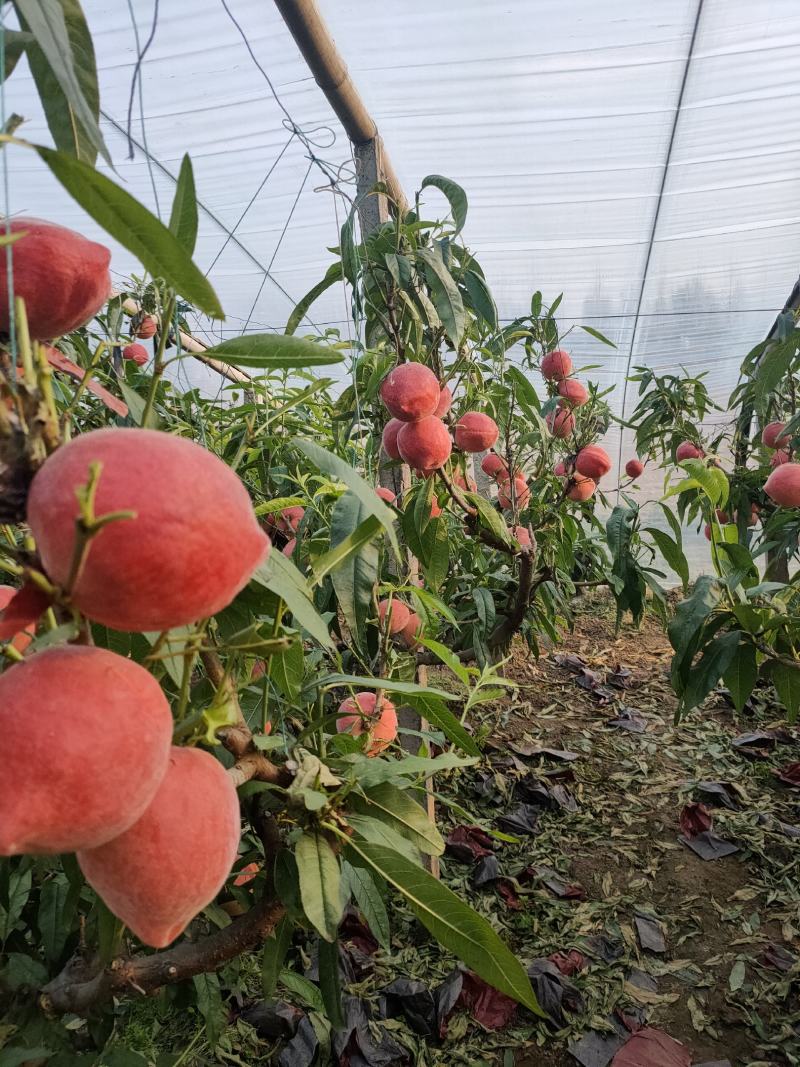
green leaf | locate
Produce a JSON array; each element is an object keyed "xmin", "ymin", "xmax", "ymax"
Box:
[
  {"xmin": 579, "ymin": 324, "xmax": 617, "ymax": 348},
  {"xmin": 668, "ymin": 575, "xmax": 722, "ymax": 662},
  {"xmin": 0, "ymin": 953, "xmax": 48, "ymax": 992},
  {"xmin": 286, "ymin": 262, "xmax": 343, "ymax": 335},
  {"xmin": 418, "ymin": 246, "xmax": 466, "ymax": 347},
  {"xmin": 313, "ymin": 514, "xmax": 382, "ymax": 584},
  {"xmin": 29, "ymin": 143, "xmax": 224, "ymax": 317},
  {"xmin": 644, "ymin": 527, "xmax": 689, "ymax": 592},
  {"xmin": 722, "ymin": 639, "xmax": 757, "ymax": 713},
  {"xmin": 2, "ymin": 30, "xmax": 33, "ymax": 84},
  {"xmin": 293, "ymin": 439, "xmax": 399, "ymax": 556},
  {"xmin": 201, "ymin": 334, "xmax": 343, "ymax": 369},
  {"xmin": 268, "ymin": 639, "xmax": 304, "ymax": 702},
  {"xmin": 193, "ymin": 972, "xmax": 225, "ymax": 1045},
  {"xmin": 317, "ymin": 938, "xmax": 345, "ymax": 1030},
  {"xmin": 0, "ymin": 862, "xmax": 31, "ymax": 940},
  {"xmin": 755, "ymin": 335, "xmax": 798, "ymax": 412},
  {"xmin": 261, "ymin": 914, "xmax": 293, "ymax": 999},
  {"xmin": 421, "ymin": 515, "xmax": 450, "ymax": 591},
  {"xmin": 465, "ymin": 491, "xmax": 515, "ymax": 548},
  {"xmin": 771, "ymin": 660, "xmax": 800, "ymax": 723},
  {"xmin": 0, "ymin": 1049, "xmax": 53, "ymax": 1067},
  {"xmin": 678, "ymin": 459, "xmax": 729, "ymax": 508},
  {"xmin": 419, "ymin": 174, "xmax": 468, "ymax": 234},
  {"xmin": 729, "ymin": 959, "xmax": 746, "ymax": 992},
  {"xmin": 279, "ymin": 969, "xmax": 325, "ymax": 1013},
  {"xmin": 403, "ymin": 690, "xmax": 480, "ymax": 757},
  {"xmin": 168, "ymin": 153, "xmax": 198, "ymax": 255},
  {"xmin": 295, "ymin": 831, "xmax": 342, "ymax": 942},
  {"xmin": 417, "ymin": 636, "xmax": 470, "ymax": 685},
  {"xmin": 15, "ymin": 0, "xmax": 108, "ymax": 165},
  {"xmin": 37, "ymin": 875, "xmax": 72, "ymax": 962},
  {"xmin": 463, "ymin": 270, "xmax": 498, "ymax": 329},
  {"xmin": 251, "ymin": 555, "xmax": 333, "ymax": 649},
  {"xmin": 345, "ymin": 813, "xmax": 422, "ymax": 864},
  {"xmin": 352, "ymin": 783, "xmax": 445, "ymax": 856},
  {"xmin": 328, "ymin": 492, "xmax": 378, "ymax": 649},
  {"xmin": 344, "ymin": 841, "xmax": 543, "ymax": 1016},
  {"xmin": 680, "ymin": 631, "xmax": 742, "ymax": 715},
  {"xmin": 336, "ymin": 751, "xmax": 477, "ymax": 789},
  {"xmin": 320, "ymin": 673, "xmax": 458, "ymax": 701},
  {"xmin": 341, "ymin": 860, "xmax": 389, "ymax": 951}
]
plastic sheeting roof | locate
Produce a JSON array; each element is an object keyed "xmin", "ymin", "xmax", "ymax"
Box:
[{"xmin": 4, "ymin": 0, "xmax": 800, "ymax": 422}]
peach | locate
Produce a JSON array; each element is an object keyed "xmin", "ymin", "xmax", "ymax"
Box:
[
  {"xmin": 575, "ymin": 445, "xmax": 611, "ymax": 480},
  {"xmin": 453, "ymin": 472, "xmax": 477, "ymax": 493},
  {"xmin": 377, "ymin": 599, "xmax": 410, "ymax": 634},
  {"xmin": 770, "ymin": 449, "xmax": 789, "ymax": 468},
  {"xmin": 567, "ymin": 474, "xmax": 596, "ymax": 502},
  {"xmin": 78, "ymin": 746, "xmax": 241, "ymax": 948},
  {"xmin": 397, "ymin": 417, "xmax": 452, "ymax": 471},
  {"xmin": 541, "ymin": 349, "xmax": 572, "ymax": 381},
  {"xmin": 336, "ymin": 692, "xmax": 398, "ymax": 755},
  {"xmin": 761, "ymin": 421, "xmax": 790, "ymax": 450},
  {"xmin": 765, "ymin": 463, "xmax": 800, "ymax": 507},
  {"xmin": 554, "ymin": 459, "xmax": 573, "ymax": 478},
  {"xmin": 399, "ymin": 610, "xmax": 422, "ymax": 649},
  {"xmin": 282, "ymin": 537, "xmax": 296, "ymax": 557},
  {"xmin": 0, "ymin": 646, "xmax": 172, "ymax": 855},
  {"xmin": 280, "ymin": 506, "xmax": 304, "ymax": 535},
  {"xmin": 233, "ymin": 862, "xmax": 259, "ymax": 887},
  {"xmin": 512, "ymin": 525, "xmax": 533, "ymax": 549},
  {"xmin": 123, "ymin": 343, "xmax": 149, "ymax": 367},
  {"xmin": 430, "ymin": 498, "xmax": 443, "ymax": 519},
  {"xmin": 557, "ymin": 379, "xmax": 589, "ymax": 408},
  {"xmin": 375, "ymin": 486, "xmax": 396, "ymax": 504},
  {"xmin": 382, "ymin": 419, "xmax": 403, "ymax": 461},
  {"xmin": 136, "ymin": 315, "xmax": 158, "ymax": 340},
  {"xmin": 434, "ymin": 385, "xmax": 453, "ymax": 418},
  {"xmin": 546, "ymin": 408, "xmax": 575, "ymax": 439},
  {"xmin": 27, "ymin": 429, "xmax": 269, "ymax": 632},
  {"xmin": 0, "ymin": 585, "xmax": 35, "ymax": 653},
  {"xmin": 481, "ymin": 453, "xmax": 508, "ymax": 478},
  {"xmin": 454, "ymin": 412, "xmax": 499, "ymax": 452},
  {"xmin": 625, "ymin": 458, "xmax": 644, "ymax": 479},
  {"xmin": 498, "ymin": 475, "xmax": 531, "ymax": 510},
  {"xmin": 0, "ymin": 218, "xmax": 111, "ymax": 340},
  {"xmin": 676, "ymin": 441, "xmax": 704, "ymax": 462},
  {"xmin": 380, "ymin": 363, "xmax": 440, "ymax": 422}
]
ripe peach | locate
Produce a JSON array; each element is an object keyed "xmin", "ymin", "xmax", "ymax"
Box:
[
  {"xmin": 380, "ymin": 363, "xmax": 440, "ymax": 422},
  {"xmin": 770, "ymin": 449, "xmax": 789, "ymax": 468},
  {"xmin": 336, "ymin": 692, "xmax": 398, "ymax": 755},
  {"xmin": 0, "ymin": 646, "xmax": 172, "ymax": 855},
  {"xmin": 453, "ymin": 472, "xmax": 477, "ymax": 493},
  {"xmin": 136, "ymin": 315, "xmax": 158, "ymax": 340},
  {"xmin": 282, "ymin": 537, "xmax": 296, "ymax": 557},
  {"xmin": 567, "ymin": 474, "xmax": 596, "ymax": 502},
  {"xmin": 541, "ymin": 349, "xmax": 572, "ymax": 381},
  {"xmin": 0, "ymin": 585, "xmax": 35, "ymax": 653},
  {"xmin": 546, "ymin": 408, "xmax": 575, "ymax": 439},
  {"xmin": 27, "ymin": 428, "xmax": 270, "ymax": 632},
  {"xmin": 378, "ymin": 599, "xmax": 410, "ymax": 634},
  {"xmin": 375, "ymin": 486, "xmax": 396, "ymax": 504},
  {"xmin": 498, "ymin": 475, "xmax": 531, "ymax": 510},
  {"xmin": 557, "ymin": 379, "xmax": 589, "ymax": 408},
  {"xmin": 481, "ymin": 453, "xmax": 509, "ymax": 478},
  {"xmin": 762, "ymin": 421, "xmax": 790, "ymax": 450},
  {"xmin": 233, "ymin": 862, "xmax": 259, "ymax": 887},
  {"xmin": 625, "ymin": 458, "xmax": 644, "ymax": 479},
  {"xmin": 0, "ymin": 218, "xmax": 111, "ymax": 340},
  {"xmin": 430, "ymin": 498, "xmax": 443, "ymax": 519},
  {"xmin": 512, "ymin": 525, "xmax": 533, "ymax": 549},
  {"xmin": 264, "ymin": 506, "xmax": 305, "ymax": 537},
  {"xmin": 123, "ymin": 343, "xmax": 148, "ymax": 367},
  {"xmin": 434, "ymin": 385, "xmax": 452, "ymax": 418},
  {"xmin": 399, "ymin": 611, "xmax": 422, "ymax": 649},
  {"xmin": 749, "ymin": 502, "xmax": 760, "ymax": 526},
  {"xmin": 454, "ymin": 412, "xmax": 499, "ymax": 452},
  {"xmin": 765, "ymin": 463, "xmax": 800, "ymax": 507},
  {"xmin": 382, "ymin": 419, "xmax": 403, "ymax": 461},
  {"xmin": 575, "ymin": 445, "xmax": 611, "ymax": 480},
  {"xmin": 397, "ymin": 416, "xmax": 452, "ymax": 471},
  {"xmin": 78, "ymin": 746, "xmax": 241, "ymax": 948},
  {"xmin": 676, "ymin": 441, "xmax": 704, "ymax": 462}
]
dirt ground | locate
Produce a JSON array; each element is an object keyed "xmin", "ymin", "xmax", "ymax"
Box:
[{"xmin": 450, "ymin": 597, "xmax": 800, "ymax": 1066}]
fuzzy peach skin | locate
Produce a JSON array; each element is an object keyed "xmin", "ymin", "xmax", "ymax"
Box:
[
  {"xmin": 454, "ymin": 412, "xmax": 499, "ymax": 452},
  {"xmin": 546, "ymin": 408, "xmax": 575, "ymax": 439},
  {"xmin": 336, "ymin": 692, "xmax": 398, "ymax": 755},
  {"xmin": 0, "ymin": 585, "xmax": 34, "ymax": 652},
  {"xmin": 380, "ymin": 363, "xmax": 440, "ymax": 421},
  {"xmin": 382, "ymin": 419, "xmax": 403, "ymax": 460},
  {"xmin": 541, "ymin": 349, "xmax": 573, "ymax": 381},
  {"xmin": 397, "ymin": 416, "xmax": 452, "ymax": 471},
  {"xmin": 497, "ymin": 475, "xmax": 531, "ymax": 510},
  {"xmin": 557, "ymin": 379, "xmax": 589, "ymax": 408},
  {"xmin": 676, "ymin": 440, "xmax": 703, "ymax": 461},
  {"xmin": 567, "ymin": 474, "xmax": 597, "ymax": 502},
  {"xmin": 0, "ymin": 218, "xmax": 111, "ymax": 340},
  {"xmin": 434, "ymin": 385, "xmax": 453, "ymax": 418},
  {"xmin": 378, "ymin": 599, "xmax": 411, "ymax": 634},
  {"xmin": 575, "ymin": 445, "xmax": 612, "ymax": 480},
  {"xmin": 765, "ymin": 463, "xmax": 800, "ymax": 507},
  {"xmin": 27, "ymin": 428, "xmax": 270, "ymax": 632},
  {"xmin": 0, "ymin": 646, "xmax": 172, "ymax": 855},
  {"xmin": 78, "ymin": 746, "xmax": 241, "ymax": 948}
]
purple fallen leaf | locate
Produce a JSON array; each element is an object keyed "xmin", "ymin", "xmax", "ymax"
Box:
[
  {"xmin": 610, "ymin": 1028, "xmax": 690, "ymax": 1067},
  {"xmin": 607, "ymin": 708, "xmax": 647, "ymax": 733},
  {"xmin": 678, "ymin": 801, "xmax": 712, "ymax": 838},
  {"xmin": 678, "ymin": 831, "xmax": 740, "ymax": 861},
  {"xmin": 569, "ymin": 1029, "xmax": 626, "ymax": 1067},
  {"xmin": 634, "ymin": 914, "xmax": 666, "ymax": 954}
]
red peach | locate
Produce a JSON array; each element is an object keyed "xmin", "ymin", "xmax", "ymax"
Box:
[
  {"xmin": 676, "ymin": 441, "xmax": 704, "ymax": 462},
  {"xmin": 233, "ymin": 862, "xmax": 259, "ymax": 887},
  {"xmin": 378, "ymin": 599, "xmax": 411, "ymax": 634},
  {"xmin": 0, "ymin": 646, "xmax": 172, "ymax": 855},
  {"xmin": 575, "ymin": 445, "xmax": 611, "ymax": 480},
  {"xmin": 282, "ymin": 537, "xmax": 296, "ymax": 557},
  {"xmin": 454, "ymin": 412, "xmax": 499, "ymax": 452},
  {"xmin": 453, "ymin": 471, "xmax": 477, "ymax": 493},
  {"xmin": 382, "ymin": 419, "xmax": 403, "ymax": 461},
  {"xmin": 557, "ymin": 379, "xmax": 589, "ymax": 408},
  {"xmin": 567, "ymin": 474, "xmax": 596, "ymax": 502},
  {"xmin": 430, "ymin": 498, "xmax": 443, "ymax": 519},
  {"xmin": 397, "ymin": 416, "xmax": 452, "ymax": 471},
  {"xmin": 512, "ymin": 525, "xmax": 532, "ymax": 549},
  {"xmin": 554, "ymin": 459, "xmax": 574, "ymax": 478},
  {"xmin": 765, "ymin": 462, "xmax": 800, "ymax": 507},
  {"xmin": 434, "ymin": 385, "xmax": 453, "ymax": 418},
  {"xmin": 761, "ymin": 421, "xmax": 790, "ymax": 450},
  {"xmin": 336, "ymin": 691, "xmax": 398, "ymax": 755},
  {"xmin": 625, "ymin": 458, "xmax": 644, "ymax": 479},
  {"xmin": 136, "ymin": 315, "xmax": 158, "ymax": 340},
  {"xmin": 498, "ymin": 475, "xmax": 531, "ymax": 510},
  {"xmin": 27, "ymin": 428, "xmax": 269, "ymax": 632},
  {"xmin": 375, "ymin": 486, "xmax": 396, "ymax": 505},
  {"xmin": 770, "ymin": 449, "xmax": 790, "ymax": 468},
  {"xmin": 0, "ymin": 218, "xmax": 110, "ymax": 340},
  {"xmin": 541, "ymin": 349, "xmax": 573, "ymax": 381},
  {"xmin": 380, "ymin": 363, "xmax": 440, "ymax": 422},
  {"xmin": 481, "ymin": 453, "xmax": 509, "ymax": 478},
  {"xmin": 123, "ymin": 343, "xmax": 149, "ymax": 367},
  {"xmin": 399, "ymin": 611, "xmax": 422, "ymax": 649},
  {"xmin": 546, "ymin": 408, "xmax": 576, "ymax": 439},
  {"xmin": 0, "ymin": 585, "xmax": 34, "ymax": 652},
  {"xmin": 78, "ymin": 746, "xmax": 241, "ymax": 948}
]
